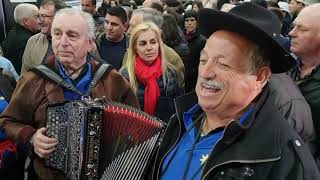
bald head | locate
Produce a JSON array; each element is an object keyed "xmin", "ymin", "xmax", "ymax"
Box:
[
  {"xmin": 143, "ymin": 0, "xmax": 162, "ymax": 8},
  {"xmin": 289, "ymin": 3, "xmax": 320, "ymax": 59},
  {"xmin": 128, "ymin": 8, "xmax": 163, "ymax": 35},
  {"xmin": 300, "ymin": 3, "xmax": 320, "ymax": 18}
]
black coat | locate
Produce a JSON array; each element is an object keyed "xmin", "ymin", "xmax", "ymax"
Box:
[
  {"xmin": 185, "ymin": 31, "xmax": 206, "ymax": 92},
  {"xmin": 170, "ymin": 42, "xmax": 190, "ymax": 75},
  {"xmin": 150, "ymin": 85, "xmax": 320, "ymax": 180},
  {"xmin": 3, "ymin": 24, "xmax": 35, "ymax": 73},
  {"xmin": 120, "ymin": 67, "xmax": 181, "ymax": 123}
]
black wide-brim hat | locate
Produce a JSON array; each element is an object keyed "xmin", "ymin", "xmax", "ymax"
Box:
[{"xmin": 198, "ymin": 2, "xmax": 296, "ymax": 73}]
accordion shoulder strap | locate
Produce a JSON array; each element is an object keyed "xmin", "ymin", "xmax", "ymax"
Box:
[
  {"xmin": 86, "ymin": 63, "xmax": 111, "ymax": 96},
  {"xmin": 33, "ymin": 63, "xmax": 112, "ymax": 96},
  {"xmin": 34, "ymin": 65, "xmax": 85, "ymax": 96}
]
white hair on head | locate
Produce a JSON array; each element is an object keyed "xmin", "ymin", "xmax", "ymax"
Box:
[
  {"xmin": 53, "ymin": 8, "xmax": 95, "ymax": 39},
  {"xmin": 14, "ymin": 3, "xmax": 38, "ymax": 24},
  {"xmin": 132, "ymin": 8, "xmax": 163, "ymax": 28}
]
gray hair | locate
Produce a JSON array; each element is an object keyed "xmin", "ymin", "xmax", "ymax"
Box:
[
  {"xmin": 14, "ymin": 3, "xmax": 38, "ymax": 24},
  {"xmin": 132, "ymin": 8, "xmax": 163, "ymax": 28},
  {"xmin": 249, "ymin": 45, "xmax": 271, "ymax": 72},
  {"xmin": 53, "ymin": 8, "xmax": 95, "ymax": 39}
]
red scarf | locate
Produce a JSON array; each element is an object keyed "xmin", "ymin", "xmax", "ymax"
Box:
[{"xmin": 134, "ymin": 55, "xmax": 162, "ymax": 115}]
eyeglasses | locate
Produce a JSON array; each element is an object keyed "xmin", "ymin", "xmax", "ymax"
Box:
[{"xmin": 36, "ymin": 14, "xmax": 54, "ymax": 21}]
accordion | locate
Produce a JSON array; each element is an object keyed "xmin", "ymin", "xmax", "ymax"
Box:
[{"xmin": 45, "ymin": 98, "xmax": 166, "ymax": 180}]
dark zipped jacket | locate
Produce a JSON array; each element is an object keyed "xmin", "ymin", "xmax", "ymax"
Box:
[
  {"xmin": 120, "ymin": 67, "xmax": 181, "ymax": 123},
  {"xmin": 151, "ymin": 84, "xmax": 320, "ymax": 180}
]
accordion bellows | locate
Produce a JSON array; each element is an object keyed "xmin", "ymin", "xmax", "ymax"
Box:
[{"xmin": 45, "ymin": 98, "xmax": 166, "ymax": 180}]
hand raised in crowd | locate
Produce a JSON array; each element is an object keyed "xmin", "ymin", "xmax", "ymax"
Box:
[{"xmin": 31, "ymin": 127, "xmax": 58, "ymax": 158}]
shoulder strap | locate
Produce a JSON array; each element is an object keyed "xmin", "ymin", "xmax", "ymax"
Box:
[
  {"xmin": 86, "ymin": 63, "xmax": 111, "ymax": 96},
  {"xmin": 34, "ymin": 62, "xmax": 113, "ymax": 97},
  {"xmin": 34, "ymin": 65, "xmax": 85, "ymax": 96}
]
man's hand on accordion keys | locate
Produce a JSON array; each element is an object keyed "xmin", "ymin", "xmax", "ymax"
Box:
[{"xmin": 31, "ymin": 127, "xmax": 59, "ymax": 158}]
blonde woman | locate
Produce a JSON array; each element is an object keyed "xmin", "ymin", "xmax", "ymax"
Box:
[{"xmin": 120, "ymin": 22, "xmax": 182, "ymax": 123}]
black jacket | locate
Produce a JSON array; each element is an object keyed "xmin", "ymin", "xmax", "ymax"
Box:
[
  {"xmin": 269, "ymin": 74, "xmax": 315, "ymax": 144},
  {"xmin": 289, "ymin": 63, "xmax": 320, "ymax": 167},
  {"xmin": 120, "ymin": 67, "xmax": 181, "ymax": 123},
  {"xmin": 151, "ymin": 85, "xmax": 320, "ymax": 180},
  {"xmin": 185, "ymin": 30, "xmax": 206, "ymax": 92},
  {"xmin": 169, "ymin": 42, "xmax": 190, "ymax": 74},
  {"xmin": 3, "ymin": 24, "xmax": 35, "ymax": 73}
]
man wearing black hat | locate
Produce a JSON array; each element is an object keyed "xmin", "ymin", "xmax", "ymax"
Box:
[{"xmin": 150, "ymin": 2, "xmax": 320, "ymax": 180}]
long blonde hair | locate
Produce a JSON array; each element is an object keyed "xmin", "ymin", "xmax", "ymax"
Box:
[{"xmin": 122, "ymin": 22, "xmax": 170, "ymax": 93}]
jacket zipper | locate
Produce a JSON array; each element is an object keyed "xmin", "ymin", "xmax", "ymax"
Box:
[
  {"xmin": 201, "ymin": 157, "xmax": 281, "ymax": 180},
  {"xmin": 155, "ymin": 106, "xmax": 182, "ymax": 180},
  {"xmin": 200, "ymin": 120, "xmax": 281, "ymax": 179},
  {"xmin": 199, "ymin": 119, "xmax": 231, "ymax": 179}
]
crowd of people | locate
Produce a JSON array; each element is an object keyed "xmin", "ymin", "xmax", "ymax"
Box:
[{"xmin": 0, "ymin": 0, "xmax": 320, "ymax": 179}]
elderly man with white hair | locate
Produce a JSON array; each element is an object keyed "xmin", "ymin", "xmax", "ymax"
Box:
[
  {"xmin": 3, "ymin": 3, "xmax": 39, "ymax": 73},
  {"xmin": 0, "ymin": 8, "xmax": 139, "ymax": 180}
]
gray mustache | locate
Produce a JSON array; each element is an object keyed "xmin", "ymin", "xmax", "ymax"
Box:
[{"xmin": 199, "ymin": 78, "xmax": 224, "ymax": 89}]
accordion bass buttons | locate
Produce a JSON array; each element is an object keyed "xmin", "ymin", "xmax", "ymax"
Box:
[{"xmin": 92, "ymin": 114, "xmax": 98, "ymax": 121}]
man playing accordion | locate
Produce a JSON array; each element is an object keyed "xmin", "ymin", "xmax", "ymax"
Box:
[{"xmin": 0, "ymin": 8, "xmax": 139, "ymax": 180}]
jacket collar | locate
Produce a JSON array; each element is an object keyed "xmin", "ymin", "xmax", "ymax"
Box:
[
  {"xmin": 184, "ymin": 29, "xmax": 201, "ymax": 41},
  {"xmin": 202, "ymin": 85, "xmax": 284, "ymax": 176},
  {"xmin": 174, "ymin": 86, "xmax": 283, "ymax": 170},
  {"xmin": 174, "ymin": 91, "xmax": 198, "ymax": 124}
]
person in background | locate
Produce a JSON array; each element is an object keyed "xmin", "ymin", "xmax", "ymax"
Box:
[
  {"xmin": 162, "ymin": 15, "xmax": 189, "ymax": 66},
  {"xmin": 268, "ymin": 7, "xmax": 291, "ymax": 51},
  {"xmin": 0, "ymin": 56, "xmax": 19, "ymax": 81},
  {"xmin": 289, "ymin": 3, "xmax": 320, "ymax": 168},
  {"xmin": 0, "ymin": 65, "xmax": 21, "ymax": 180},
  {"xmin": 165, "ymin": 7, "xmax": 185, "ymax": 33},
  {"xmin": 183, "ymin": 10, "xmax": 206, "ymax": 92},
  {"xmin": 81, "ymin": 0, "xmax": 105, "ymax": 35},
  {"xmin": 120, "ymin": 22, "xmax": 181, "ymax": 123},
  {"xmin": 96, "ymin": 6, "xmax": 128, "ymax": 70},
  {"xmin": 192, "ymin": 1, "xmax": 203, "ymax": 12},
  {"xmin": 278, "ymin": 1, "xmax": 292, "ymax": 36},
  {"xmin": 98, "ymin": 0, "xmax": 111, "ymax": 17},
  {"xmin": 20, "ymin": 0, "xmax": 67, "ymax": 74},
  {"xmin": 143, "ymin": 0, "xmax": 164, "ymax": 13},
  {"xmin": 289, "ymin": 0, "xmax": 306, "ymax": 20},
  {"xmin": 3, "ymin": 3, "xmax": 40, "ymax": 73},
  {"xmin": 126, "ymin": 8, "xmax": 185, "ymax": 92}
]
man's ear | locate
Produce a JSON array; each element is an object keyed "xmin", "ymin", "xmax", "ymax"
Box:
[
  {"xmin": 87, "ymin": 37, "xmax": 95, "ymax": 52},
  {"xmin": 255, "ymin": 66, "xmax": 271, "ymax": 90},
  {"xmin": 124, "ymin": 21, "xmax": 129, "ymax": 29},
  {"xmin": 22, "ymin": 17, "xmax": 29, "ymax": 27}
]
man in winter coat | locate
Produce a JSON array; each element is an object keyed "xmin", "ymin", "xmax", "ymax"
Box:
[
  {"xmin": 0, "ymin": 8, "xmax": 138, "ymax": 180},
  {"xmin": 289, "ymin": 3, "xmax": 320, "ymax": 168},
  {"xmin": 3, "ymin": 3, "xmax": 40, "ymax": 73},
  {"xmin": 151, "ymin": 3, "xmax": 320, "ymax": 180}
]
